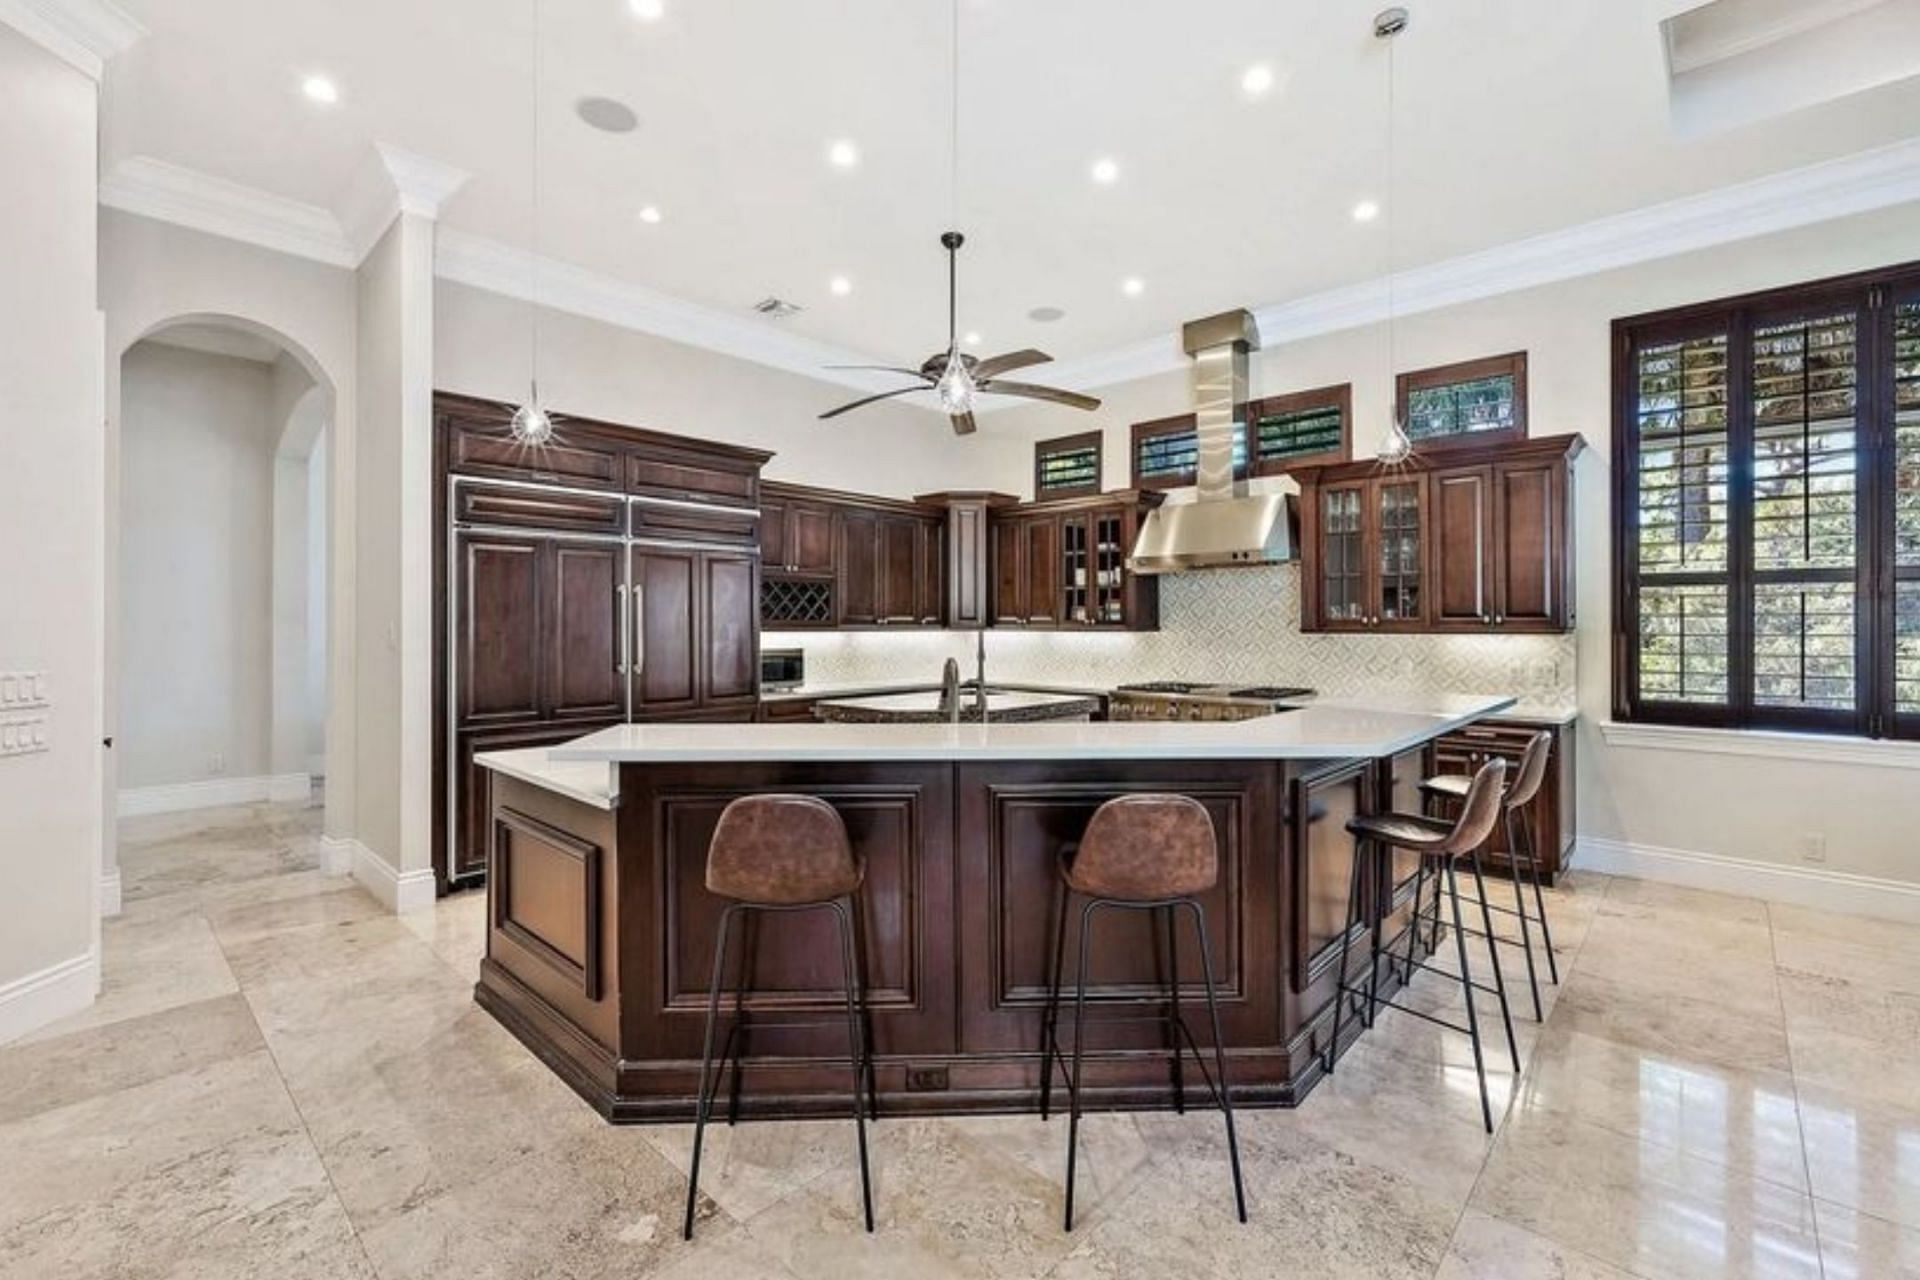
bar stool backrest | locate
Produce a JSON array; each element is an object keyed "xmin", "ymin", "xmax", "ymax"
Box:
[
  {"xmin": 1437, "ymin": 757, "xmax": 1508, "ymax": 858},
  {"xmin": 706, "ymin": 794, "xmax": 864, "ymax": 905},
  {"xmin": 1506, "ymin": 731, "xmax": 1552, "ymax": 811},
  {"xmin": 1070, "ymin": 793, "xmax": 1218, "ymax": 900}
]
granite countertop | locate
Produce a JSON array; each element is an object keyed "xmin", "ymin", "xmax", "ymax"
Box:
[
  {"xmin": 814, "ymin": 689, "xmax": 1101, "ymax": 725},
  {"xmin": 550, "ymin": 693, "xmax": 1516, "ymax": 764}
]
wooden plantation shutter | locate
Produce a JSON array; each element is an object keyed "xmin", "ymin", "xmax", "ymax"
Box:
[{"xmin": 1034, "ymin": 430, "xmax": 1103, "ymax": 499}]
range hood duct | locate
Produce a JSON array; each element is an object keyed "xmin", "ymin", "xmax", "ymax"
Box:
[{"xmin": 1127, "ymin": 308, "xmax": 1297, "ymax": 574}]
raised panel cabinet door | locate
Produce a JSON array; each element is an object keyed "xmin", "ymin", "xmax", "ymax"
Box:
[
  {"xmin": 456, "ymin": 531, "xmax": 545, "ymax": 726},
  {"xmin": 917, "ymin": 515, "xmax": 944, "ymax": 625},
  {"xmin": 878, "ymin": 514, "xmax": 921, "ymax": 623},
  {"xmin": 757, "ymin": 495, "xmax": 789, "ymax": 570},
  {"xmin": 700, "ymin": 550, "xmax": 759, "ymax": 706},
  {"xmin": 991, "ymin": 517, "xmax": 1027, "ymax": 624},
  {"xmin": 1023, "ymin": 516, "xmax": 1062, "ymax": 626},
  {"xmin": 1428, "ymin": 466, "xmax": 1495, "ymax": 628},
  {"xmin": 547, "ymin": 542, "xmax": 626, "ymax": 721},
  {"xmin": 789, "ymin": 502, "xmax": 836, "ymax": 575},
  {"xmin": 836, "ymin": 508, "xmax": 881, "ymax": 625},
  {"xmin": 630, "ymin": 547, "xmax": 702, "ymax": 716},
  {"xmin": 1494, "ymin": 459, "xmax": 1565, "ymax": 629}
]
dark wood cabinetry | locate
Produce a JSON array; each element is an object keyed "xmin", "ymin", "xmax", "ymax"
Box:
[
  {"xmin": 1297, "ymin": 434, "xmax": 1581, "ymax": 634},
  {"xmin": 434, "ymin": 392, "xmax": 772, "ymax": 890},
  {"xmin": 989, "ymin": 490, "xmax": 1162, "ymax": 631},
  {"xmin": 759, "ymin": 482, "xmax": 946, "ymax": 631},
  {"xmin": 1425, "ymin": 717, "xmax": 1575, "ymax": 884}
]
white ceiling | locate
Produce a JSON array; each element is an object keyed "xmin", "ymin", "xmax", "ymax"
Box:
[{"xmin": 98, "ymin": 0, "xmax": 1920, "ymax": 371}]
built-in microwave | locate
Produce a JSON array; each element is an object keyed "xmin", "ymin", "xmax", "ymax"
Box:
[{"xmin": 761, "ymin": 647, "xmax": 805, "ymax": 692}]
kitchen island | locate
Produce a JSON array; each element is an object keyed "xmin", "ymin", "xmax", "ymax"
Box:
[{"xmin": 473, "ymin": 693, "xmax": 1512, "ymax": 1121}]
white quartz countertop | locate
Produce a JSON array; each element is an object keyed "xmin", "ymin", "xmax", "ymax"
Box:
[
  {"xmin": 473, "ymin": 747, "xmax": 619, "ymax": 810},
  {"xmin": 548, "ymin": 693, "xmax": 1516, "ymax": 764}
]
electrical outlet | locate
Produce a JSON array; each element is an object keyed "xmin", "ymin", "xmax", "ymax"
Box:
[
  {"xmin": 1802, "ymin": 834, "xmax": 1827, "ymax": 864},
  {"xmin": 904, "ymin": 1066, "xmax": 950, "ymax": 1092}
]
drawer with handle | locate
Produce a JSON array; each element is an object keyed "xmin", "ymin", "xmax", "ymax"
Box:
[{"xmin": 454, "ymin": 482, "xmax": 627, "ymax": 534}]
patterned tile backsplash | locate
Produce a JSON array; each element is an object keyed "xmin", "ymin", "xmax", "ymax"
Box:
[{"xmin": 767, "ymin": 564, "xmax": 1577, "ymax": 704}]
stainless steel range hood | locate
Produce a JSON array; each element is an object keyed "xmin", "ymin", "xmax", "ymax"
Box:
[{"xmin": 1127, "ymin": 309, "xmax": 1297, "ymax": 574}]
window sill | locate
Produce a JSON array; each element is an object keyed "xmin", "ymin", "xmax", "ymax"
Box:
[{"xmin": 1599, "ymin": 720, "xmax": 1920, "ymax": 771}]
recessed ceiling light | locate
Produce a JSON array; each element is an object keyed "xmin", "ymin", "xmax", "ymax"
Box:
[
  {"xmin": 576, "ymin": 96, "xmax": 639, "ymax": 133},
  {"xmin": 628, "ymin": 0, "xmax": 665, "ymax": 20},
  {"xmin": 1121, "ymin": 277, "xmax": 1145, "ymax": 297},
  {"xmin": 637, "ymin": 205, "xmax": 663, "ymax": 225},
  {"xmin": 1028, "ymin": 306, "xmax": 1066, "ymax": 323},
  {"xmin": 302, "ymin": 75, "xmax": 339, "ymax": 105},
  {"xmin": 1241, "ymin": 64, "xmax": 1276, "ymax": 97},
  {"xmin": 830, "ymin": 276, "xmax": 853, "ymax": 297},
  {"xmin": 1352, "ymin": 199, "xmax": 1381, "ymax": 222},
  {"xmin": 828, "ymin": 139, "xmax": 860, "ymax": 169},
  {"xmin": 1090, "ymin": 157, "xmax": 1119, "ymax": 185},
  {"xmin": 964, "ymin": 331, "xmax": 982, "ymax": 346}
]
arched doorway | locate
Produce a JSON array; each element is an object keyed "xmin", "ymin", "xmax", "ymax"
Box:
[{"xmin": 105, "ymin": 314, "xmax": 343, "ymax": 908}]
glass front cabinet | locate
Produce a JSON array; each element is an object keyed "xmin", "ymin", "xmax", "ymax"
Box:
[{"xmin": 1312, "ymin": 475, "xmax": 1427, "ymax": 631}]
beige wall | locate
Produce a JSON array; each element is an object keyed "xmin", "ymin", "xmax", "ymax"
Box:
[
  {"xmin": 993, "ymin": 200, "xmax": 1920, "ymax": 886},
  {"xmin": 0, "ymin": 23, "xmax": 103, "ymax": 1035},
  {"xmin": 433, "ymin": 281, "xmax": 1033, "ymax": 496},
  {"xmin": 117, "ymin": 343, "xmax": 279, "ymax": 789}
]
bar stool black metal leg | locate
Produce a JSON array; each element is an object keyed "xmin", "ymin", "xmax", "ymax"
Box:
[
  {"xmin": 1504, "ymin": 810, "xmax": 1544, "ymax": 1021},
  {"xmin": 1184, "ymin": 900, "xmax": 1249, "ymax": 1224},
  {"xmin": 1325, "ymin": 831, "xmax": 1367, "ymax": 1075},
  {"xmin": 684, "ymin": 903, "xmax": 739, "ymax": 1240},
  {"xmin": 1468, "ymin": 851, "xmax": 1522, "ymax": 1073},
  {"xmin": 1444, "ymin": 862, "xmax": 1495, "ymax": 1134},
  {"xmin": 1164, "ymin": 905, "xmax": 1185, "ymax": 1114},
  {"xmin": 848, "ymin": 892, "xmax": 881, "ymax": 1120},
  {"xmin": 1398, "ymin": 855, "xmax": 1431, "ymax": 988},
  {"xmin": 1064, "ymin": 898, "xmax": 1099, "ymax": 1231},
  {"xmin": 831, "ymin": 899, "xmax": 876, "ymax": 1234},
  {"xmin": 1520, "ymin": 816, "xmax": 1561, "ymax": 984},
  {"xmin": 1364, "ymin": 846, "xmax": 1385, "ymax": 1029},
  {"xmin": 1039, "ymin": 880, "xmax": 1070, "ymax": 1121},
  {"xmin": 725, "ymin": 911, "xmax": 760, "ymax": 1126}
]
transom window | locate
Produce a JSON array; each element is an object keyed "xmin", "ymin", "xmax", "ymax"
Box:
[
  {"xmin": 1396, "ymin": 352, "xmax": 1527, "ymax": 450},
  {"xmin": 1034, "ymin": 430, "xmax": 1103, "ymax": 498},
  {"xmin": 1614, "ymin": 262, "xmax": 1920, "ymax": 740}
]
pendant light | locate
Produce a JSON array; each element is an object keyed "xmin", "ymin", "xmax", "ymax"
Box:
[
  {"xmin": 511, "ymin": 0, "xmax": 554, "ymax": 447},
  {"xmin": 1375, "ymin": 6, "xmax": 1413, "ymax": 466},
  {"xmin": 934, "ymin": 0, "xmax": 975, "ymax": 417}
]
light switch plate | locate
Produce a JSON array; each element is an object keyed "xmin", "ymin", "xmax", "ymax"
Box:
[
  {"xmin": 0, "ymin": 715, "xmax": 49, "ymax": 757},
  {"xmin": 0, "ymin": 672, "xmax": 49, "ymax": 709}
]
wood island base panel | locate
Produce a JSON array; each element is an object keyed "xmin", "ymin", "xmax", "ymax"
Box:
[{"xmin": 473, "ymin": 697, "xmax": 1511, "ymax": 1123}]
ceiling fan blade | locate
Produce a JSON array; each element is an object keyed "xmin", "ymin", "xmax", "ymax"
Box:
[
  {"xmin": 971, "ymin": 348, "xmax": 1052, "ymax": 380},
  {"xmin": 824, "ymin": 365, "xmax": 936, "ymax": 380},
  {"xmin": 950, "ymin": 411, "xmax": 977, "ymax": 435},
  {"xmin": 818, "ymin": 385, "xmax": 927, "ymax": 420},
  {"xmin": 978, "ymin": 380, "xmax": 1102, "ymax": 412}
]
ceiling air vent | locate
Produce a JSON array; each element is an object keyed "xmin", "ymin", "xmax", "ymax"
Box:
[{"xmin": 753, "ymin": 297, "xmax": 804, "ymax": 320}]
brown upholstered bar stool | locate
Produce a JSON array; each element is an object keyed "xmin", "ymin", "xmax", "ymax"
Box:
[
  {"xmin": 683, "ymin": 795, "xmax": 874, "ymax": 1240},
  {"xmin": 1038, "ymin": 794, "xmax": 1248, "ymax": 1230},
  {"xmin": 1420, "ymin": 730, "xmax": 1560, "ymax": 1021},
  {"xmin": 1327, "ymin": 757, "xmax": 1520, "ymax": 1133}
]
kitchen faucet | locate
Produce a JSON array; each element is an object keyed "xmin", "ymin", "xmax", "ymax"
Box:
[{"xmin": 941, "ymin": 658, "xmax": 962, "ymax": 724}]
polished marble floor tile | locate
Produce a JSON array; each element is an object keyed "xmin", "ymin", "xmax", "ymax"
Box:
[{"xmin": 12, "ymin": 802, "xmax": 1920, "ymax": 1279}]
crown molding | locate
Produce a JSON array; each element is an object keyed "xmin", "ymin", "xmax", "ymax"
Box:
[
  {"xmin": 1025, "ymin": 136, "xmax": 1920, "ymax": 398},
  {"xmin": 100, "ymin": 156, "xmax": 358, "ymax": 268},
  {"xmin": 98, "ymin": 136, "xmax": 1920, "ymax": 407},
  {"xmin": 0, "ymin": 0, "xmax": 142, "ymax": 80},
  {"xmin": 434, "ymin": 228, "xmax": 916, "ymax": 398},
  {"xmin": 337, "ymin": 142, "xmax": 471, "ymax": 261}
]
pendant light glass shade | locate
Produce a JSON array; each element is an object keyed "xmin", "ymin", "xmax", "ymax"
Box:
[
  {"xmin": 935, "ymin": 349, "xmax": 976, "ymax": 415},
  {"xmin": 510, "ymin": 399, "xmax": 554, "ymax": 446}
]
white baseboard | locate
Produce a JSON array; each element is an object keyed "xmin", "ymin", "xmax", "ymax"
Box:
[
  {"xmin": 99, "ymin": 868, "xmax": 122, "ymax": 918},
  {"xmin": 0, "ymin": 948, "xmax": 99, "ymax": 1047},
  {"xmin": 318, "ymin": 835, "xmax": 354, "ymax": 877},
  {"xmin": 1573, "ymin": 836, "xmax": 1920, "ymax": 926},
  {"xmin": 117, "ymin": 773, "xmax": 311, "ymax": 817},
  {"xmin": 348, "ymin": 839, "xmax": 436, "ymax": 914}
]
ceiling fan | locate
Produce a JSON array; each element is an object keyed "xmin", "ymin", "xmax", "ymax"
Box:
[{"xmin": 818, "ymin": 231, "xmax": 1101, "ymax": 435}]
